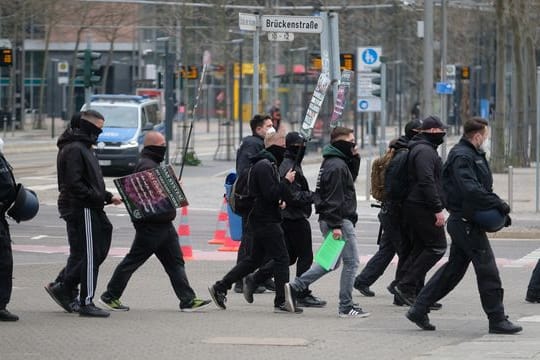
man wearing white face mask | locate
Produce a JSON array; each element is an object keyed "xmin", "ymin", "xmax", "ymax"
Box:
[{"xmin": 406, "ymin": 117, "xmax": 521, "ymax": 335}]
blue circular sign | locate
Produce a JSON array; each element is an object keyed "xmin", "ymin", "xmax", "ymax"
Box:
[
  {"xmin": 359, "ymin": 100, "xmax": 369, "ymax": 110},
  {"xmin": 361, "ymin": 48, "xmax": 378, "ymax": 65}
]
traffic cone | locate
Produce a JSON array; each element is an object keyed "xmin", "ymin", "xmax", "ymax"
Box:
[
  {"xmin": 208, "ymin": 197, "xmax": 229, "ymax": 245},
  {"xmin": 177, "ymin": 206, "xmax": 193, "ymax": 260},
  {"xmin": 218, "ymin": 222, "xmax": 240, "ymax": 252}
]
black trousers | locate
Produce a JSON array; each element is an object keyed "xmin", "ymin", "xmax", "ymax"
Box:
[
  {"xmin": 105, "ymin": 222, "xmax": 195, "ymax": 305},
  {"xmin": 415, "ymin": 214, "xmax": 506, "ymax": 322},
  {"xmin": 63, "ymin": 208, "xmax": 112, "ymax": 306},
  {"xmin": 0, "ymin": 219, "xmax": 13, "ymax": 309},
  {"xmin": 282, "ymin": 218, "xmax": 313, "ymax": 278},
  {"xmin": 398, "ymin": 204, "xmax": 447, "ymax": 295},
  {"xmin": 528, "ymin": 259, "xmax": 540, "ymax": 295},
  {"xmin": 54, "ymin": 216, "xmax": 84, "ymax": 292},
  {"xmin": 216, "ymin": 222, "xmax": 290, "ymax": 307}
]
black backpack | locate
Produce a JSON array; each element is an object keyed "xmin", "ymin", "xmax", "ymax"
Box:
[
  {"xmin": 228, "ymin": 166, "xmax": 255, "ymax": 216},
  {"xmin": 384, "ymin": 148, "xmax": 410, "ymax": 203}
]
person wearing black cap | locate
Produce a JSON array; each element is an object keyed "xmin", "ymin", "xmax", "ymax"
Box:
[
  {"xmin": 278, "ymin": 132, "xmax": 326, "ymax": 307},
  {"xmin": 406, "ymin": 117, "xmax": 521, "ymax": 334},
  {"xmin": 354, "ymin": 120, "xmax": 421, "ymax": 303},
  {"xmin": 392, "ymin": 116, "xmax": 448, "ymax": 307}
]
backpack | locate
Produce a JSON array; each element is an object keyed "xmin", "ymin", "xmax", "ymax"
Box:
[
  {"xmin": 370, "ymin": 149, "xmax": 395, "ymax": 202},
  {"xmin": 228, "ymin": 166, "xmax": 255, "ymax": 216},
  {"xmin": 384, "ymin": 148, "xmax": 410, "ymax": 203}
]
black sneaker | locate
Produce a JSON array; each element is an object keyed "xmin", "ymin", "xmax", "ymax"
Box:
[
  {"xmin": 406, "ymin": 306, "xmax": 435, "ymax": 331},
  {"xmin": 338, "ymin": 305, "xmax": 370, "ymax": 318},
  {"xmin": 99, "ymin": 293, "xmax": 130, "ymax": 311},
  {"xmin": 525, "ymin": 292, "xmax": 540, "ymax": 303},
  {"xmin": 429, "ymin": 302, "xmax": 443, "ymax": 311},
  {"xmin": 44, "ymin": 282, "xmax": 73, "ymax": 313},
  {"xmin": 79, "ymin": 303, "xmax": 110, "ymax": 318},
  {"xmin": 489, "ymin": 317, "xmax": 523, "ymax": 334},
  {"xmin": 69, "ymin": 300, "xmax": 80, "ymax": 313},
  {"xmin": 0, "ymin": 308, "xmax": 19, "ymax": 322},
  {"xmin": 387, "ymin": 283, "xmax": 397, "ymax": 296},
  {"xmin": 354, "ymin": 283, "xmax": 375, "ymax": 297},
  {"xmin": 394, "ymin": 285, "xmax": 416, "ymax": 306},
  {"xmin": 208, "ymin": 285, "xmax": 227, "ymax": 310},
  {"xmin": 393, "ymin": 296, "xmax": 405, "ymax": 306},
  {"xmin": 233, "ymin": 282, "xmax": 243, "ymax": 294},
  {"xmin": 243, "ymin": 274, "xmax": 257, "ymax": 304},
  {"xmin": 297, "ymin": 292, "xmax": 327, "ymax": 308},
  {"xmin": 274, "ymin": 303, "xmax": 303, "ymax": 314},
  {"xmin": 180, "ymin": 298, "xmax": 212, "ymax": 312},
  {"xmin": 264, "ymin": 278, "xmax": 276, "ymax": 292},
  {"xmin": 284, "ymin": 283, "xmax": 299, "ymax": 313}
]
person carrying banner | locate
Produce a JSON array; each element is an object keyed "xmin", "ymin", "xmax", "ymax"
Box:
[{"xmin": 100, "ymin": 131, "xmax": 210, "ymax": 312}]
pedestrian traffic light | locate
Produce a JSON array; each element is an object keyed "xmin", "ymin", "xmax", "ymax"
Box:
[
  {"xmin": 75, "ymin": 49, "xmax": 102, "ymax": 87},
  {"xmin": 0, "ymin": 48, "xmax": 13, "ymax": 67}
]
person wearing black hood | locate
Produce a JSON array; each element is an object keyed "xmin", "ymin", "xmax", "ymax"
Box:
[
  {"xmin": 209, "ymin": 131, "xmax": 299, "ymax": 313},
  {"xmin": 284, "ymin": 127, "xmax": 369, "ymax": 318},
  {"xmin": 392, "ymin": 116, "xmax": 448, "ymax": 308},
  {"xmin": 46, "ymin": 110, "xmax": 122, "ymax": 318},
  {"xmin": 354, "ymin": 120, "xmax": 421, "ymax": 303},
  {"xmin": 278, "ymin": 132, "xmax": 326, "ymax": 308},
  {"xmin": 99, "ymin": 131, "xmax": 210, "ymax": 313}
]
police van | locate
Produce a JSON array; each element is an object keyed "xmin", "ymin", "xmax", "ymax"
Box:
[{"xmin": 81, "ymin": 94, "xmax": 164, "ymax": 172}]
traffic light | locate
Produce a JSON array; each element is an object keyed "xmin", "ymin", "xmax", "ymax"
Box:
[
  {"xmin": 76, "ymin": 49, "xmax": 102, "ymax": 87},
  {"xmin": 0, "ymin": 48, "xmax": 12, "ymax": 67},
  {"xmin": 459, "ymin": 65, "xmax": 470, "ymax": 80}
]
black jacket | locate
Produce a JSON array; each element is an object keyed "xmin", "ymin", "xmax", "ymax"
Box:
[
  {"xmin": 57, "ymin": 128, "xmax": 113, "ymax": 216},
  {"xmin": 0, "ymin": 154, "xmax": 17, "ymax": 214},
  {"xmin": 443, "ymin": 137, "xmax": 504, "ymax": 215},
  {"xmin": 248, "ymin": 149, "xmax": 289, "ymax": 224},
  {"xmin": 236, "ymin": 134, "xmax": 264, "ymax": 175},
  {"xmin": 315, "ymin": 144, "xmax": 357, "ymax": 229},
  {"xmin": 132, "ymin": 147, "xmax": 176, "ymax": 224},
  {"xmin": 278, "ymin": 152, "xmax": 313, "ymax": 220},
  {"xmin": 404, "ymin": 134, "xmax": 445, "ymax": 212}
]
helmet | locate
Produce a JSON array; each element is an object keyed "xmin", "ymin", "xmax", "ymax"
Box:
[
  {"xmin": 471, "ymin": 208, "xmax": 506, "ymax": 232},
  {"xmin": 7, "ymin": 184, "xmax": 39, "ymax": 223}
]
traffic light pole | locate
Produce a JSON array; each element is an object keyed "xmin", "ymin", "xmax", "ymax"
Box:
[{"xmin": 380, "ymin": 62, "xmax": 387, "ymax": 156}]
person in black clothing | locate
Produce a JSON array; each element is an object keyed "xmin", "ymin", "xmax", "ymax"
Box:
[
  {"xmin": 45, "ymin": 110, "xmax": 122, "ymax": 318},
  {"xmin": 209, "ymin": 132, "xmax": 299, "ymax": 313},
  {"xmin": 0, "ymin": 148, "xmax": 21, "ymax": 321},
  {"xmin": 354, "ymin": 120, "xmax": 420, "ymax": 303},
  {"xmin": 99, "ymin": 131, "xmax": 210, "ymax": 312},
  {"xmin": 526, "ymin": 260, "xmax": 540, "ymax": 303},
  {"xmin": 278, "ymin": 132, "xmax": 326, "ymax": 308},
  {"xmin": 233, "ymin": 114, "xmax": 274, "ymax": 294},
  {"xmin": 393, "ymin": 116, "xmax": 448, "ymax": 307},
  {"xmin": 406, "ymin": 117, "xmax": 522, "ymax": 334}
]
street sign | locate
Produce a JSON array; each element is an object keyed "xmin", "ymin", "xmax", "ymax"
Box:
[
  {"xmin": 58, "ymin": 76, "xmax": 69, "ymax": 85},
  {"xmin": 436, "ymin": 82, "xmax": 453, "ymax": 95},
  {"xmin": 357, "ymin": 98, "xmax": 381, "ymax": 112},
  {"xmin": 267, "ymin": 32, "xmax": 294, "ymax": 42},
  {"xmin": 261, "ymin": 15, "xmax": 323, "ymax": 34},
  {"xmin": 57, "ymin": 61, "xmax": 69, "ymax": 74},
  {"xmin": 239, "ymin": 12, "xmax": 258, "ymax": 32},
  {"xmin": 357, "ymin": 46, "xmax": 382, "ymax": 72}
]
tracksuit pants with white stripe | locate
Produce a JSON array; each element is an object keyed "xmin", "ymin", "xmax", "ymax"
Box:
[{"xmin": 63, "ymin": 208, "xmax": 112, "ymax": 306}]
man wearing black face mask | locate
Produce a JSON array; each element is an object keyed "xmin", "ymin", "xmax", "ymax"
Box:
[
  {"xmin": 47, "ymin": 110, "xmax": 122, "ymax": 317},
  {"xmin": 278, "ymin": 132, "xmax": 326, "ymax": 308},
  {"xmin": 393, "ymin": 115, "xmax": 448, "ymax": 308},
  {"xmin": 99, "ymin": 131, "xmax": 210, "ymax": 313}
]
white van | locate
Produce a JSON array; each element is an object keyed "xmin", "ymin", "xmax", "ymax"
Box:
[{"xmin": 81, "ymin": 94, "xmax": 164, "ymax": 172}]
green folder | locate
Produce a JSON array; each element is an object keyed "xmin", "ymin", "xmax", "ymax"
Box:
[{"xmin": 315, "ymin": 231, "xmax": 346, "ymax": 271}]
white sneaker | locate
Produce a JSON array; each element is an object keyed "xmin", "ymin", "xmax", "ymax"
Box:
[{"xmin": 338, "ymin": 305, "xmax": 370, "ymax": 318}]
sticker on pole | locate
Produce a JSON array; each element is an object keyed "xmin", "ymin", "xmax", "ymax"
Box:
[
  {"xmin": 329, "ymin": 70, "xmax": 353, "ymax": 128},
  {"xmin": 299, "ymin": 72, "xmax": 331, "ymax": 140}
]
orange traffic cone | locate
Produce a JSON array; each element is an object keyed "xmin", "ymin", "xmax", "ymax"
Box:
[
  {"xmin": 208, "ymin": 197, "xmax": 229, "ymax": 245},
  {"xmin": 177, "ymin": 206, "xmax": 193, "ymax": 260},
  {"xmin": 218, "ymin": 222, "xmax": 240, "ymax": 252}
]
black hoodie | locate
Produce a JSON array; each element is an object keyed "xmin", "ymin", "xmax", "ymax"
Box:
[{"xmin": 57, "ymin": 128, "xmax": 113, "ymax": 216}]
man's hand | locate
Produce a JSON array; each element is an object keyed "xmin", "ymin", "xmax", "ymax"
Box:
[
  {"xmin": 434, "ymin": 211, "xmax": 445, "ymax": 227},
  {"xmin": 332, "ymin": 228, "xmax": 342, "ymax": 240},
  {"xmin": 284, "ymin": 169, "xmax": 296, "ymax": 183},
  {"xmin": 279, "ymin": 200, "xmax": 287, "ymax": 209},
  {"xmin": 111, "ymin": 195, "xmax": 123, "ymax": 205},
  {"xmin": 498, "ymin": 201, "xmax": 511, "ymax": 215}
]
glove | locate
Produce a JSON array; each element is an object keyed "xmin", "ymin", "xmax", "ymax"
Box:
[
  {"xmin": 498, "ymin": 201, "xmax": 511, "ymax": 215},
  {"xmin": 504, "ymin": 215, "xmax": 512, "ymax": 227}
]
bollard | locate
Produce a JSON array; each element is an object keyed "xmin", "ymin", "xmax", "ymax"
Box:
[
  {"xmin": 365, "ymin": 158, "xmax": 371, "ymax": 201},
  {"xmin": 508, "ymin": 166, "xmax": 513, "ymax": 210}
]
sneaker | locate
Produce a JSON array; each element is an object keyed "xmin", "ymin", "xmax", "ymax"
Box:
[
  {"xmin": 255, "ymin": 285, "xmax": 266, "ymax": 294},
  {"xmin": 44, "ymin": 282, "xmax": 73, "ymax": 313},
  {"xmin": 354, "ymin": 282, "xmax": 375, "ymax": 297},
  {"xmin": 79, "ymin": 303, "xmax": 110, "ymax": 318},
  {"xmin": 489, "ymin": 317, "xmax": 523, "ymax": 334},
  {"xmin": 99, "ymin": 294, "xmax": 130, "ymax": 311},
  {"xmin": 243, "ymin": 274, "xmax": 257, "ymax": 304},
  {"xmin": 284, "ymin": 283, "xmax": 299, "ymax": 313},
  {"xmin": 274, "ymin": 303, "xmax": 303, "ymax": 314},
  {"xmin": 387, "ymin": 283, "xmax": 397, "ymax": 296},
  {"xmin": 264, "ymin": 278, "xmax": 276, "ymax": 292},
  {"xmin": 393, "ymin": 285, "xmax": 416, "ymax": 307},
  {"xmin": 297, "ymin": 293, "xmax": 327, "ymax": 308},
  {"xmin": 429, "ymin": 302, "xmax": 443, "ymax": 311},
  {"xmin": 525, "ymin": 292, "xmax": 540, "ymax": 303},
  {"xmin": 338, "ymin": 305, "xmax": 370, "ymax": 318},
  {"xmin": 233, "ymin": 282, "xmax": 243, "ymax": 294},
  {"xmin": 0, "ymin": 308, "xmax": 19, "ymax": 322},
  {"xmin": 69, "ymin": 300, "xmax": 80, "ymax": 313},
  {"xmin": 393, "ymin": 296, "xmax": 405, "ymax": 306},
  {"xmin": 208, "ymin": 285, "xmax": 227, "ymax": 310},
  {"xmin": 180, "ymin": 298, "xmax": 212, "ymax": 312},
  {"xmin": 406, "ymin": 306, "xmax": 435, "ymax": 331}
]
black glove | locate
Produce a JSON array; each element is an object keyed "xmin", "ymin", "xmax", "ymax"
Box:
[
  {"xmin": 504, "ymin": 215, "xmax": 512, "ymax": 227},
  {"xmin": 498, "ymin": 201, "xmax": 511, "ymax": 215}
]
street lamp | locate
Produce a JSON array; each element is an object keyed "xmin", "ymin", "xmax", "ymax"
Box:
[
  {"xmin": 288, "ymin": 46, "xmax": 309, "ymax": 128},
  {"xmin": 157, "ymin": 36, "xmax": 174, "ymax": 164}
]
